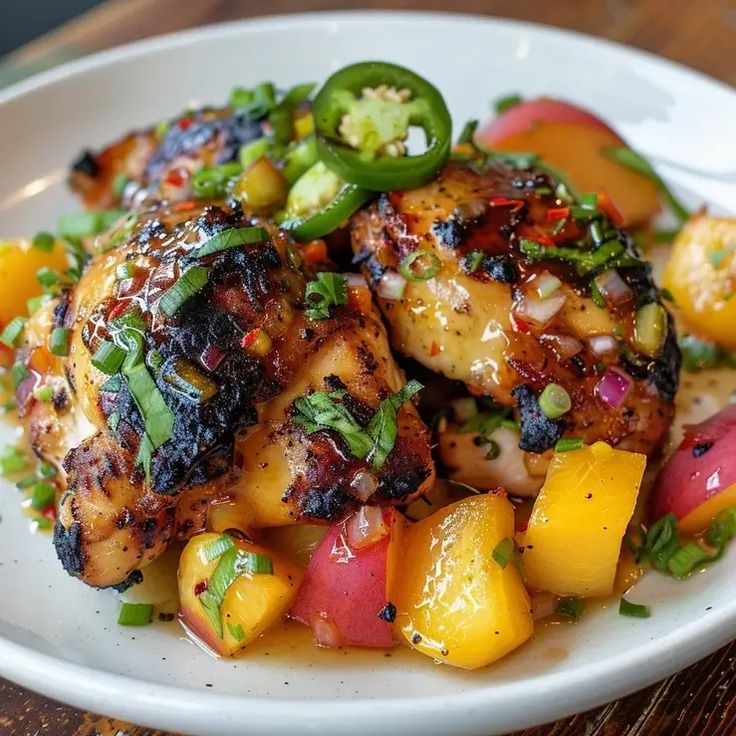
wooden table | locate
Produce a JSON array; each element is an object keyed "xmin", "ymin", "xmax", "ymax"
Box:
[{"xmin": 1, "ymin": 1, "xmax": 735, "ymax": 734}]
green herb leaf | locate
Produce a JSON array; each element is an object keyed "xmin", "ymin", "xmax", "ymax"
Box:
[
  {"xmin": 556, "ymin": 596, "xmax": 584, "ymax": 620},
  {"xmin": 519, "ymin": 238, "xmax": 635, "ymax": 276},
  {"xmin": 194, "ymin": 226, "xmax": 268, "ymax": 258},
  {"xmin": 118, "ymin": 602, "xmax": 154, "ymax": 626},
  {"xmin": 602, "ymin": 146, "xmax": 690, "ymax": 224},
  {"xmin": 494, "ymin": 93, "xmax": 522, "ymax": 114},
  {"xmin": 304, "ymin": 272, "xmax": 348, "ymax": 320},
  {"xmin": 492, "ymin": 537, "xmax": 524, "ymax": 576},
  {"xmin": 619, "ymin": 598, "xmax": 650, "ymax": 618},
  {"xmin": 158, "ymin": 265, "xmax": 210, "ymax": 317}
]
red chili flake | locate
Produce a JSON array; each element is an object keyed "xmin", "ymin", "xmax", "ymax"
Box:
[
  {"xmin": 510, "ymin": 313, "xmax": 531, "ymax": 334},
  {"xmin": 241, "ymin": 328, "xmax": 261, "ymax": 349},
  {"xmin": 178, "ymin": 117, "xmax": 193, "ymax": 131},
  {"xmin": 165, "ymin": 169, "xmax": 186, "ymax": 188},
  {"xmin": 194, "ymin": 580, "xmax": 208, "ymax": 596},
  {"xmin": 546, "ymin": 207, "xmax": 570, "ymax": 222},
  {"xmin": 41, "ymin": 504, "xmax": 56, "ymax": 522},
  {"xmin": 488, "ymin": 196, "xmax": 525, "ymax": 212},
  {"xmin": 108, "ymin": 299, "xmax": 132, "ymax": 321},
  {"xmin": 429, "ymin": 340, "xmax": 441, "ymax": 357}
]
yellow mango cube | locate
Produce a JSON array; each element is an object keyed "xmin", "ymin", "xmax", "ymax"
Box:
[
  {"xmin": 523, "ymin": 442, "xmax": 646, "ymax": 597},
  {"xmin": 393, "ymin": 493, "xmax": 533, "ymax": 670}
]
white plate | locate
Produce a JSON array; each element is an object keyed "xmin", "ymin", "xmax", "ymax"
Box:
[{"xmin": 1, "ymin": 11, "xmax": 736, "ymax": 736}]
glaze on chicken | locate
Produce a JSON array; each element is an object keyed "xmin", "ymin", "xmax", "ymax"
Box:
[{"xmin": 351, "ymin": 161, "xmax": 680, "ymax": 456}]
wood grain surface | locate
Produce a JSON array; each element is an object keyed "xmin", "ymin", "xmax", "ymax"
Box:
[{"xmin": 1, "ymin": 1, "xmax": 735, "ymax": 734}]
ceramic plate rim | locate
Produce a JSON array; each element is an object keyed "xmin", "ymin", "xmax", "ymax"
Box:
[{"xmin": 1, "ymin": 11, "xmax": 735, "ymax": 734}]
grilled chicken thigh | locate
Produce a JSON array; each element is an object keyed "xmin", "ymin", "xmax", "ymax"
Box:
[
  {"xmin": 18, "ymin": 200, "xmax": 432, "ymax": 588},
  {"xmin": 351, "ymin": 162, "xmax": 680, "ymax": 457}
]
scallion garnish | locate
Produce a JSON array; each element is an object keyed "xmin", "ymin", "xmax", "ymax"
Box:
[
  {"xmin": 158, "ymin": 266, "xmax": 210, "ymax": 317},
  {"xmin": 115, "ymin": 262, "xmax": 135, "ymax": 281},
  {"xmin": 494, "ymin": 93, "xmax": 523, "ymax": 114},
  {"xmin": 91, "ymin": 341, "xmax": 126, "ymax": 375},
  {"xmin": 492, "ymin": 537, "xmax": 524, "ymax": 576},
  {"xmin": 32, "ymin": 385, "xmax": 53, "ymax": 403},
  {"xmin": 644, "ymin": 512, "xmax": 680, "ymax": 571},
  {"xmin": 399, "ymin": 249, "xmax": 441, "ymax": 282},
  {"xmin": 15, "ymin": 476, "xmax": 37, "ymax": 490},
  {"xmin": 191, "ymin": 162, "xmax": 242, "ymax": 199},
  {"xmin": 227, "ymin": 622, "xmax": 246, "ymax": 642},
  {"xmin": 49, "ymin": 327, "xmax": 70, "ymax": 356},
  {"xmin": 678, "ymin": 334, "xmax": 736, "ymax": 372},
  {"xmin": 538, "ymin": 383, "xmax": 571, "ymax": 419},
  {"xmin": 461, "ymin": 251, "xmax": 485, "ymax": 273},
  {"xmin": 194, "ymin": 226, "xmax": 268, "ymax": 258},
  {"xmin": 667, "ymin": 542, "xmax": 713, "ymax": 578},
  {"xmin": 58, "ymin": 209, "xmax": 127, "ymax": 240},
  {"xmin": 12, "ymin": 362, "xmax": 29, "ymax": 389},
  {"xmin": 199, "ymin": 547, "xmax": 274, "ymax": 638},
  {"xmin": 204, "ymin": 533, "xmax": 236, "ymax": 562},
  {"xmin": 30, "ymin": 482, "xmax": 55, "ymax": 510},
  {"xmin": 619, "ymin": 598, "xmax": 650, "ymax": 618},
  {"xmin": 555, "ymin": 596, "xmax": 584, "ymax": 620},
  {"xmin": 36, "ymin": 266, "xmax": 60, "ymax": 291},
  {"xmin": 0, "ymin": 316, "xmax": 27, "ymax": 348},
  {"xmin": 519, "ymin": 238, "xmax": 636, "ymax": 276},
  {"xmin": 0, "ymin": 399, "xmax": 17, "ymax": 412},
  {"xmin": 27, "ymin": 294, "xmax": 50, "ymax": 316},
  {"xmin": 32, "ymin": 232, "xmax": 55, "ymax": 252},
  {"xmin": 39, "ymin": 461, "xmax": 57, "ymax": 478},
  {"xmin": 0, "ymin": 446, "xmax": 28, "ymax": 475},
  {"xmin": 555, "ymin": 437, "xmax": 584, "ymax": 453},
  {"xmin": 304, "ymin": 272, "xmax": 348, "ymax": 320},
  {"xmin": 113, "ymin": 174, "xmax": 130, "ymax": 198},
  {"xmin": 118, "ymin": 602, "xmax": 154, "ymax": 626},
  {"xmin": 602, "ymin": 146, "xmax": 690, "ymax": 223}
]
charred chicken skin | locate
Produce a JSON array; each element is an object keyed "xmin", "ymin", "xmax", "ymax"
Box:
[
  {"xmin": 351, "ymin": 161, "xmax": 680, "ymax": 456},
  {"xmin": 19, "ymin": 200, "xmax": 432, "ymax": 588}
]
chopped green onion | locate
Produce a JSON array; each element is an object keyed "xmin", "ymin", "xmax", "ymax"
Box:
[
  {"xmin": 36, "ymin": 267, "xmax": 60, "ymax": 290},
  {"xmin": 667, "ymin": 542, "xmax": 713, "ymax": 578},
  {"xmin": 556, "ymin": 597, "xmax": 584, "ymax": 620},
  {"xmin": 194, "ymin": 226, "xmax": 268, "ymax": 259},
  {"xmin": 15, "ymin": 476, "xmax": 37, "ymax": 490},
  {"xmin": 158, "ymin": 266, "xmax": 210, "ymax": 317},
  {"xmin": 115, "ymin": 262, "xmax": 135, "ymax": 281},
  {"xmin": 653, "ymin": 227, "xmax": 680, "ymax": 243},
  {"xmin": 519, "ymin": 238, "xmax": 635, "ymax": 276},
  {"xmin": 239, "ymin": 137, "xmax": 276, "ymax": 169},
  {"xmin": 456, "ymin": 119, "xmax": 479, "ymax": 145},
  {"xmin": 399, "ymin": 249, "xmax": 441, "ymax": 282},
  {"xmin": 229, "ymin": 81, "xmax": 277, "ymax": 118},
  {"xmin": 227, "ymin": 622, "xmax": 245, "ymax": 642},
  {"xmin": 619, "ymin": 598, "xmax": 650, "ymax": 618},
  {"xmin": 58, "ymin": 209, "xmax": 127, "ymax": 240},
  {"xmin": 147, "ymin": 349, "xmax": 163, "ymax": 373},
  {"xmin": 706, "ymin": 507, "xmax": 736, "ymax": 549},
  {"xmin": 12, "ymin": 361, "xmax": 29, "ymax": 389},
  {"xmin": 100, "ymin": 374, "xmax": 122, "ymax": 393},
  {"xmin": 539, "ymin": 383, "xmax": 571, "ymax": 419},
  {"xmin": 0, "ymin": 446, "xmax": 28, "ymax": 474},
  {"xmin": 603, "ymin": 146, "xmax": 690, "ymax": 223},
  {"xmin": 27, "ymin": 294, "xmax": 50, "ymax": 316},
  {"xmin": 461, "ymin": 251, "xmax": 485, "ymax": 273},
  {"xmin": 633, "ymin": 303, "xmax": 666, "ymax": 357},
  {"xmin": 163, "ymin": 358, "xmax": 218, "ymax": 403},
  {"xmin": 205, "ymin": 533, "xmax": 236, "ymax": 562},
  {"xmin": 555, "ymin": 438, "xmax": 584, "ymax": 452},
  {"xmin": 0, "ymin": 316, "xmax": 27, "ymax": 347},
  {"xmin": 246, "ymin": 552, "xmax": 275, "ymax": 575},
  {"xmin": 39, "ymin": 461, "xmax": 57, "ymax": 478},
  {"xmin": 0, "ymin": 399, "xmax": 17, "ymax": 412},
  {"xmin": 645, "ymin": 512, "xmax": 680, "ymax": 571},
  {"xmin": 92, "ymin": 341, "xmax": 126, "ymax": 375},
  {"xmin": 118, "ymin": 602, "xmax": 154, "ymax": 626},
  {"xmin": 30, "ymin": 482, "xmax": 55, "ymax": 510},
  {"xmin": 32, "ymin": 232, "xmax": 55, "ymax": 252},
  {"xmin": 494, "ymin": 93, "xmax": 523, "ymax": 114},
  {"xmin": 49, "ymin": 327, "xmax": 70, "ymax": 356},
  {"xmin": 492, "ymin": 537, "xmax": 524, "ymax": 576},
  {"xmin": 113, "ymin": 174, "xmax": 130, "ymax": 198},
  {"xmin": 32, "ymin": 385, "xmax": 53, "ymax": 403},
  {"xmin": 304, "ymin": 272, "xmax": 348, "ymax": 320},
  {"xmin": 34, "ymin": 516, "xmax": 52, "ymax": 530},
  {"xmin": 191, "ymin": 162, "xmax": 242, "ymax": 199},
  {"xmin": 107, "ymin": 411, "xmax": 121, "ymax": 432},
  {"xmin": 110, "ymin": 306, "xmax": 147, "ymax": 334}
]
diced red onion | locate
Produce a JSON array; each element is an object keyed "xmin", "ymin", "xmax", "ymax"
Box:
[
  {"xmin": 514, "ymin": 292, "xmax": 567, "ymax": 327},
  {"xmin": 588, "ymin": 334, "xmax": 618, "ymax": 356},
  {"xmin": 309, "ymin": 614, "xmax": 342, "ymax": 648},
  {"xmin": 539, "ymin": 333, "xmax": 583, "ymax": 360},
  {"xmin": 595, "ymin": 367, "xmax": 632, "ymax": 409},
  {"xmin": 200, "ymin": 343, "xmax": 226, "ymax": 372},
  {"xmin": 532, "ymin": 271, "xmax": 562, "ymax": 299},
  {"xmin": 377, "ymin": 271, "xmax": 407, "ymax": 301},
  {"xmin": 350, "ymin": 471, "xmax": 378, "ymax": 502},
  {"xmin": 594, "ymin": 269, "xmax": 632, "ymax": 307},
  {"xmin": 345, "ymin": 506, "xmax": 389, "ymax": 551},
  {"xmin": 346, "ymin": 272, "xmax": 369, "ymax": 289}
]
